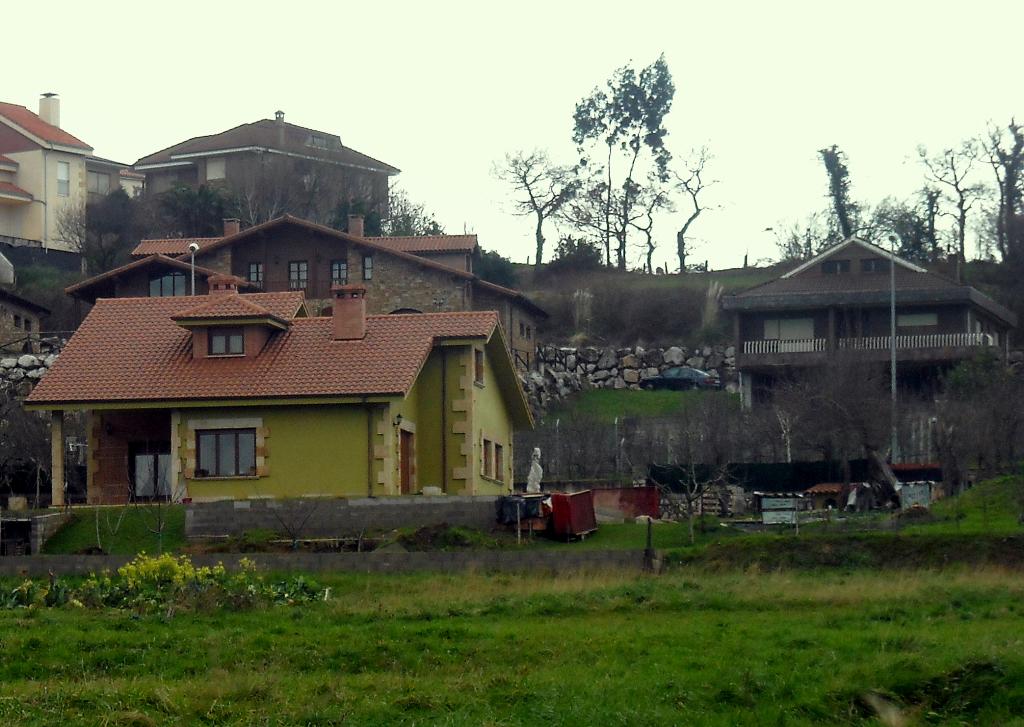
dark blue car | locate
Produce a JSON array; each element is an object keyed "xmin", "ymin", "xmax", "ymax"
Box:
[{"xmin": 640, "ymin": 366, "xmax": 721, "ymax": 391}]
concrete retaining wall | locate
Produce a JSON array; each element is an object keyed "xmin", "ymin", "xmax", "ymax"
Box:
[
  {"xmin": 0, "ymin": 549, "xmax": 647, "ymax": 577},
  {"xmin": 186, "ymin": 496, "xmax": 501, "ymax": 539},
  {"xmin": 30, "ymin": 512, "xmax": 72, "ymax": 554}
]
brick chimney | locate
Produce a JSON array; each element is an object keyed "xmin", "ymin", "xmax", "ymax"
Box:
[
  {"xmin": 347, "ymin": 214, "xmax": 365, "ymax": 238},
  {"xmin": 39, "ymin": 93, "xmax": 60, "ymax": 127},
  {"xmin": 223, "ymin": 218, "xmax": 241, "ymax": 237},
  {"xmin": 331, "ymin": 284, "xmax": 367, "ymax": 340},
  {"xmin": 208, "ymin": 274, "xmax": 239, "ymax": 295}
]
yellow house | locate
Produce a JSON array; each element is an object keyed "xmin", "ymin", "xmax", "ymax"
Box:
[{"xmin": 26, "ymin": 277, "xmax": 532, "ymax": 505}]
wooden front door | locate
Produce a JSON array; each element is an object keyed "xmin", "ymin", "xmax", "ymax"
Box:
[{"xmin": 399, "ymin": 430, "xmax": 414, "ymax": 494}]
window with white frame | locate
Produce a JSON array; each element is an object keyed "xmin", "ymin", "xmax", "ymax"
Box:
[
  {"xmin": 57, "ymin": 161, "xmax": 70, "ymax": 197},
  {"xmin": 206, "ymin": 157, "xmax": 226, "ymax": 181}
]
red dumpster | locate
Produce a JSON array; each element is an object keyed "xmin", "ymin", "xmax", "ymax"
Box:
[{"xmin": 550, "ymin": 490, "xmax": 597, "ymax": 539}]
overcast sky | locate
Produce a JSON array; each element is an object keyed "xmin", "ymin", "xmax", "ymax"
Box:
[{"xmin": 6, "ymin": 1, "xmax": 1020, "ymax": 269}]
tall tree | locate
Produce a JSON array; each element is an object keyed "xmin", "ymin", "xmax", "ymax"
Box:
[
  {"xmin": 818, "ymin": 145, "xmax": 858, "ymax": 240},
  {"xmin": 983, "ymin": 119, "xmax": 1024, "ymax": 262},
  {"xmin": 572, "ymin": 54, "xmax": 675, "ymax": 269},
  {"xmin": 494, "ymin": 150, "xmax": 578, "ymax": 265},
  {"xmin": 380, "ymin": 186, "xmax": 444, "ymax": 236},
  {"xmin": 629, "ymin": 179, "xmax": 672, "ymax": 273},
  {"xmin": 673, "ymin": 147, "xmax": 713, "ymax": 273},
  {"xmin": 918, "ymin": 142, "xmax": 984, "ymax": 263}
]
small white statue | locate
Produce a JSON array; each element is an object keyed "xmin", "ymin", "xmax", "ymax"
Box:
[{"xmin": 526, "ymin": 447, "xmax": 543, "ymax": 493}]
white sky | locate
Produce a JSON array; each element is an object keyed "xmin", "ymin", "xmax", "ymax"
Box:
[{"xmin": 6, "ymin": 1, "xmax": 1021, "ymax": 270}]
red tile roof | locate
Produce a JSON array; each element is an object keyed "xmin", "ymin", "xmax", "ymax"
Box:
[
  {"xmin": 27, "ymin": 294, "xmax": 498, "ymax": 405},
  {"xmin": 0, "ymin": 102, "xmax": 92, "ymax": 150},
  {"xmin": 172, "ymin": 292, "xmax": 286, "ymax": 324},
  {"xmin": 0, "ymin": 154, "xmax": 18, "ymax": 167},
  {"xmin": 804, "ymin": 483, "xmax": 845, "ymax": 495},
  {"xmin": 132, "ymin": 237, "xmax": 222, "ymax": 257},
  {"xmin": 0, "ymin": 181, "xmax": 32, "ymax": 200},
  {"xmin": 371, "ymin": 235, "xmax": 478, "ymax": 254}
]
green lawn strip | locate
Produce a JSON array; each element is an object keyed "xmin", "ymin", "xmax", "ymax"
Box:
[
  {"xmin": 545, "ymin": 388, "xmax": 735, "ymax": 424},
  {"xmin": 0, "ymin": 570, "xmax": 1022, "ymax": 724},
  {"xmin": 42, "ymin": 506, "xmax": 186, "ymax": 556}
]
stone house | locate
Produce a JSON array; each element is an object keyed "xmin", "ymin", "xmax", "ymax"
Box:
[
  {"xmin": 0, "ymin": 287, "xmax": 49, "ymax": 352},
  {"xmin": 722, "ymin": 237, "xmax": 1017, "ymax": 404},
  {"xmin": 27, "ymin": 277, "xmax": 532, "ymax": 506},
  {"xmin": 68, "ymin": 215, "xmax": 546, "ymax": 368}
]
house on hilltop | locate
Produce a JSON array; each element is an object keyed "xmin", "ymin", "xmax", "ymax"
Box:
[
  {"xmin": 27, "ymin": 277, "xmax": 532, "ymax": 506},
  {"xmin": 67, "ymin": 215, "xmax": 545, "ymax": 368},
  {"xmin": 133, "ymin": 111, "xmax": 399, "ymax": 224},
  {"xmin": 722, "ymin": 237, "xmax": 1017, "ymax": 405},
  {"xmin": 0, "ymin": 94, "xmax": 140, "ymax": 256}
]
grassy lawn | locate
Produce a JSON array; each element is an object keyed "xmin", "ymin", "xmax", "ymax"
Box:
[
  {"xmin": 545, "ymin": 388, "xmax": 736, "ymax": 424},
  {"xmin": 1, "ymin": 568, "xmax": 1022, "ymax": 724},
  {"xmin": 42, "ymin": 506, "xmax": 186, "ymax": 556},
  {"xmin": 903, "ymin": 474, "xmax": 1024, "ymax": 535}
]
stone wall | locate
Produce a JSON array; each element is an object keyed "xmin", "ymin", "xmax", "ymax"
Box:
[
  {"xmin": 521, "ymin": 343, "xmax": 738, "ymax": 413},
  {"xmin": 186, "ymin": 496, "xmax": 501, "ymax": 539},
  {"xmin": 0, "ymin": 352, "xmax": 56, "ymax": 395}
]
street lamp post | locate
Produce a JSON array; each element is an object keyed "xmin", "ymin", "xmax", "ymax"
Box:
[{"xmin": 888, "ymin": 234, "xmax": 899, "ymax": 462}]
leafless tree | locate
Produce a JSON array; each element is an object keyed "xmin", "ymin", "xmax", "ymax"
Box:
[
  {"xmin": 673, "ymin": 147, "xmax": 714, "ymax": 273},
  {"xmin": 495, "ymin": 150, "xmax": 578, "ymax": 265},
  {"xmin": 629, "ymin": 180, "xmax": 673, "ymax": 273},
  {"xmin": 0, "ymin": 388, "xmax": 51, "ymax": 508},
  {"xmin": 982, "ymin": 120, "xmax": 1024, "ymax": 262},
  {"xmin": 918, "ymin": 142, "xmax": 985, "ymax": 263},
  {"xmin": 773, "ymin": 356, "xmax": 891, "ymax": 482}
]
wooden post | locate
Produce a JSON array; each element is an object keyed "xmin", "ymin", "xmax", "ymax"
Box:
[{"xmin": 50, "ymin": 411, "xmax": 64, "ymax": 508}]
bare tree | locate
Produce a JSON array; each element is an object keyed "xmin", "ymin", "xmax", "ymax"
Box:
[
  {"xmin": 495, "ymin": 150, "xmax": 578, "ymax": 265},
  {"xmin": 918, "ymin": 142, "xmax": 985, "ymax": 263},
  {"xmin": 673, "ymin": 147, "xmax": 714, "ymax": 273},
  {"xmin": 629, "ymin": 180, "xmax": 673, "ymax": 273},
  {"xmin": 982, "ymin": 119, "xmax": 1024, "ymax": 262}
]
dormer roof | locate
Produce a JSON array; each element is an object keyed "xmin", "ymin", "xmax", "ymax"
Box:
[{"xmin": 171, "ymin": 292, "xmax": 291, "ymax": 330}]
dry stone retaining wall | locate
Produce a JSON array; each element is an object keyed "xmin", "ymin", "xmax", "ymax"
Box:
[
  {"xmin": 0, "ymin": 353, "xmax": 57, "ymax": 395},
  {"xmin": 521, "ymin": 343, "xmax": 739, "ymax": 413}
]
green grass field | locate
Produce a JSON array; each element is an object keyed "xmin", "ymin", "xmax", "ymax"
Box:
[
  {"xmin": 1, "ymin": 568, "xmax": 1022, "ymax": 725},
  {"xmin": 42, "ymin": 506, "xmax": 187, "ymax": 556},
  {"xmin": 545, "ymin": 388, "xmax": 736, "ymax": 424}
]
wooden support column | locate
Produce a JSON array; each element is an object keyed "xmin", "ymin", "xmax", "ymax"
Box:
[
  {"xmin": 50, "ymin": 410, "xmax": 64, "ymax": 507},
  {"xmin": 827, "ymin": 307, "xmax": 836, "ymax": 352}
]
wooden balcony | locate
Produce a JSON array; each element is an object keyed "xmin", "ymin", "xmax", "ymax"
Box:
[{"xmin": 739, "ymin": 332, "xmax": 998, "ymax": 369}]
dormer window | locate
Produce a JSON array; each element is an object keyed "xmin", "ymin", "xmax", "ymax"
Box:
[
  {"xmin": 822, "ymin": 259, "xmax": 850, "ymax": 275},
  {"xmin": 861, "ymin": 258, "xmax": 889, "ymax": 273},
  {"xmin": 209, "ymin": 327, "xmax": 244, "ymax": 356}
]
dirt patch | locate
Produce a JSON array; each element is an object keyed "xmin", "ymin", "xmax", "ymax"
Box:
[{"xmin": 396, "ymin": 524, "xmax": 501, "ymax": 552}]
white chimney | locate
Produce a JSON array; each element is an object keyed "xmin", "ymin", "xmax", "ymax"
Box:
[{"xmin": 39, "ymin": 93, "xmax": 60, "ymax": 128}]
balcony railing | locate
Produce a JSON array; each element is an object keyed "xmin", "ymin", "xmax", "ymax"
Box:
[
  {"xmin": 837, "ymin": 332, "xmax": 995, "ymax": 350},
  {"xmin": 744, "ymin": 338, "xmax": 826, "ymax": 354},
  {"xmin": 743, "ymin": 332, "xmax": 996, "ymax": 355}
]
